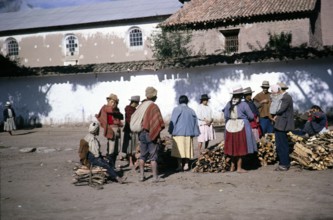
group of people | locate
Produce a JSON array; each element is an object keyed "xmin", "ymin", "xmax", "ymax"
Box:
[{"xmin": 80, "ymin": 81, "xmax": 329, "ymax": 183}]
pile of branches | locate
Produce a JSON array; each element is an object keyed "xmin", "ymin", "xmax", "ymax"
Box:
[
  {"xmin": 192, "ymin": 143, "xmax": 228, "ymax": 173},
  {"xmin": 288, "ymin": 131, "xmax": 333, "ymax": 170},
  {"xmin": 258, "ymin": 133, "xmax": 277, "ymax": 166},
  {"xmin": 72, "ymin": 165, "xmax": 107, "ymax": 189}
]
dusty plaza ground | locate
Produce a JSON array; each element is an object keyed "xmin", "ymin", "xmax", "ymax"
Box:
[{"xmin": 0, "ymin": 125, "xmax": 332, "ymax": 220}]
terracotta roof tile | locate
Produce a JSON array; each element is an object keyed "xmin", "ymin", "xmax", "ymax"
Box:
[{"xmin": 161, "ymin": 0, "xmax": 317, "ymax": 28}]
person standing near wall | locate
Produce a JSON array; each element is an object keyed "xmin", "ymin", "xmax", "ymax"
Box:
[
  {"xmin": 138, "ymin": 87, "xmax": 165, "ymax": 182},
  {"xmin": 121, "ymin": 95, "xmax": 140, "ymax": 168},
  {"xmin": 95, "ymin": 93, "xmax": 124, "ymax": 168},
  {"xmin": 272, "ymin": 82, "xmax": 294, "ymax": 171},
  {"xmin": 197, "ymin": 94, "xmax": 216, "ymax": 153},
  {"xmin": 223, "ymin": 86, "xmax": 257, "ymax": 173},
  {"xmin": 253, "ymin": 81, "xmax": 274, "ymax": 135},
  {"xmin": 168, "ymin": 95, "xmax": 200, "ymax": 172},
  {"xmin": 3, "ymin": 101, "xmax": 16, "ymax": 136}
]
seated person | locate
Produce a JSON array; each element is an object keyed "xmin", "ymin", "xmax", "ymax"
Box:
[
  {"xmin": 296, "ymin": 105, "xmax": 328, "ymax": 136},
  {"xmin": 81, "ymin": 121, "xmax": 126, "ymax": 184}
]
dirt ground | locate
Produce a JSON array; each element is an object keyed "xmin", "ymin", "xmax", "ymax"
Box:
[{"xmin": 0, "ymin": 126, "xmax": 332, "ymax": 220}]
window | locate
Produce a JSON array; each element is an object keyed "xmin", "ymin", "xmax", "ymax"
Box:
[
  {"xmin": 221, "ymin": 29, "xmax": 239, "ymax": 53},
  {"xmin": 129, "ymin": 28, "xmax": 143, "ymax": 47},
  {"xmin": 7, "ymin": 38, "xmax": 19, "ymax": 56},
  {"xmin": 65, "ymin": 35, "xmax": 79, "ymax": 56}
]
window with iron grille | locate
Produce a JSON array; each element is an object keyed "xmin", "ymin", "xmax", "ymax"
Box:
[
  {"xmin": 65, "ymin": 35, "xmax": 78, "ymax": 56},
  {"xmin": 221, "ymin": 29, "xmax": 239, "ymax": 53},
  {"xmin": 129, "ymin": 28, "xmax": 143, "ymax": 47},
  {"xmin": 7, "ymin": 38, "xmax": 19, "ymax": 56}
]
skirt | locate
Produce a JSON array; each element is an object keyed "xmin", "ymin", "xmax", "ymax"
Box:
[
  {"xmin": 171, "ymin": 136, "xmax": 194, "ymax": 159},
  {"xmin": 197, "ymin": 125, "xmax": 216, "ymax": 142},
  {"xmin": 4, "ymin": 118, "xmax": 16, "ymax": 131},
  {"xmin": 224, "ymin": 127, "xmax": 247, "ymax": 156}
]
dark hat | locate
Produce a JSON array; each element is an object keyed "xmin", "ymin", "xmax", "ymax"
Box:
[
  {"xmin": 5, "ymin": 101, "xmax": 11, "ymax": 106},
  {"xmin": 129, "ymin": 95, "xmax": 140, "ymax": 102},
  {"xmin": 200, "ymin": 94, "xmax": 210, "ymax": 100},
  {"xmin": 261, "ymin": 80, "xmax": 270, "ymax": 88},
  {"xmin": 243, "ymin": 87, "xmax": 255, "ymax": 94}
]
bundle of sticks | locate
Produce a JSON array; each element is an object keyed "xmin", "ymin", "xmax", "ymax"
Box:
[
  {"xmin": 257, "ymin": 133, "xmax": 277, "ymax": 166},
  {"xmin": 192, "ymin": 143, "xmax": 228, "ymax": 173},
  {"xmin": 72, "ymin": 165, "xmax": 107, "ymax": 188},
  {"xmin": 288, "ymin": 131, "xmax": 333, "ymax": 170}
]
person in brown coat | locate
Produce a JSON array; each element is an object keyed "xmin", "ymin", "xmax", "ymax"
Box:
[
  {"xmin": 253, "ymin": 80, "xmax": 273, "ymax": 135},
  {"xmin": 272, "ymin": 82, "xmax": 294, "ymax": 171}
]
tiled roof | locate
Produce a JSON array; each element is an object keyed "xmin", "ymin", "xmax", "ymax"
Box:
[{"xmin": 161, "ymin": 0, "xmax": 318, "ymax": 28}]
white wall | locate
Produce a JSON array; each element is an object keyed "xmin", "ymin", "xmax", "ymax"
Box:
[{"xmin": 1, "ymin": 57, "xmax": 333, "ymax": 126}]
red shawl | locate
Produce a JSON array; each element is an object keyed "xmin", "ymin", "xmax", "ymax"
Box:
[{"xmin": 142, "ymin": 103, "xmax": 165, "ymax": 141}]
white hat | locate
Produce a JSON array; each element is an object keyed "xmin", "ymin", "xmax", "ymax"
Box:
[
  {"xmin": 89, "ymin": 122, "xmax": 100, "ymax": 134},
  {"xmin": 230, "ymin": 85, "xmax": 243, "ymax": 95}
]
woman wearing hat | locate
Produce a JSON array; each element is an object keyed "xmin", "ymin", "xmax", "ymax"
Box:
[
  {"xmin": 3, "ymin": 101, "xmax": 16, "ymax": 135},
  {"xmin": 196, "ymin": 94, "xmax": 216, "ymax": 153},
  {"xmin": 223, "ymin": 86, "xmax": 257, "ymax": 173},
  {"xmin": 95, "ymin": 93, "xmax": 124, "ymax": 168},
  {"xmin": 121, "ymin": 95, "xmax": 140, "ymax": 168}
]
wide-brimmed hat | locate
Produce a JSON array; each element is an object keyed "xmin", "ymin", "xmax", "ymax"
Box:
[
  {"xmin": 89, "ymin": 121, "xmax": 100, "ymax": 134},
  {"xmin": 5, "ymin": 101, "xmax": 11, "ymax": 106},
  {"xmin": 278, "ymin": 82, "xmax": 289, "ymax": 90},
  {"xmin": 106, "ymin": 93, "xmax": 119, "ymax": 102},
  {"xmin": 261, "ymin": 80, "xmax": 270, "ymax": 88},
  {"xmin": 200, "ymin": 94, "xmax": 210, "ymax": 100},
  {"xmin": 243, "ymin": 87, "xmax": 255, "ymax": 95},
  {"xmin": 145, "ymin": 87, "xmax": 157, "ymax": 99},
  {"xmin": 129, "ymin": 95, "xmax": 140, "ymax": 102},
  {"xmin": 230, "ymin": 85, "xmax": 244, "ymax": 95}
]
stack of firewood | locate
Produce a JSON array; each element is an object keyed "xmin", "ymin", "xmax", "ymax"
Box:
[
  {"xmin": 72, "ymin": 165, "xmax": 107, "ymax": 188},
  {"xmin": 288, "ymin": 131, "xmax": 333, "ymax": 170},
  {"xmin": 257, "ymin": 133, "xmax": 277, "ymax": 166},
  {"xmin": 192, "ymin": 143, "xmax": 228, "ymax": 173}
]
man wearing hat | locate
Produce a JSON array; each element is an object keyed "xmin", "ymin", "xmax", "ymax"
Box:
[
  {"xmin": 253, "ymin": 80, "xmax": 273, "ymax": 135},
  {"xmin": 95, "ymin": 93, "xmax": 124, "ymax": 168},
  {"xmin": 121, "ymin": 95, "xmax": 140, "ymax": 167},
  {"xmin": 82, "ymin": 121, "xmax": 126, "ymax": 184},
  {"xmin": 137, "ymin": 87, "xmax": 165, "ymax": 182},
  {"xmin": 197, "ymin": 94, "xmax": 216, "ymax": 153},
  {"xmin": 3, "ymin": 101, "xmax": 16, "ymax": 135},
  {"xmin": 273, "ymin": 82, "xmax": 294, "ymax": 171}
]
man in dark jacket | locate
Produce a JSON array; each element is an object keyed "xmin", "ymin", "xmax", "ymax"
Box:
[{"xmin": 273, "ymin": 82, "xmax": 294, "ymax": 171}]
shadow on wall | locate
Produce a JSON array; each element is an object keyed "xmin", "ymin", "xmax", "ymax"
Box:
[{"xmin": 0, "ymin": 58, "xmax": 332, "ymax": 127}]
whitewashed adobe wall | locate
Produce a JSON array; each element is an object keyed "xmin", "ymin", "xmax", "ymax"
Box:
[{"xmin": 0, "ymin": 57, "xmax": 332, "ymax": 126}]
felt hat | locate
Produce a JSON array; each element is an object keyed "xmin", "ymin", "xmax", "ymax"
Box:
[
  {"xmin": 89, "ymin": 121, "xmax": 100, "ymax": 134},
  {"xmin": 230, "ymin": 85, "xmax": 244, "ymax": 95},
  {"xmin": 106, "ymin": 93, "xmax": 119, "ymax": 102},
  {"xmin": 200, "ymin": 94, "xmax": 210, "ymax": 100},
  {"xmin": 145, "ymin": 87, "xmax": 157, "ymax": 99},
  {"xmin": 278, "ymin": 82, "xmax": 289, "ymax": 90},
  {"xmin": 261, "ymin": 81, "xmax": 270, "ymax": 88},
  {"xmin": 129, "ymin": 95, "xmax": 140, "ymax": 102},
  {"xmin": 5, "ymin": 101, "xmax": 11, "ymax": 106},
  {"xmin": 243, "ymin": 87, "xmax": 255, "ymax": 94}
]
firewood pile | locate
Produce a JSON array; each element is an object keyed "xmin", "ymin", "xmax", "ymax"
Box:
[
  {"xmin": 72, "ymin": 165, "xmax": 107, "ymax": 189},
  {"xmin": 192, "ymin": 142, "xmax": 228, "ymax": 173},
  {"xmin": 258, "ymin": 133, "xmax": 277, "ymax": 166},
  {"xmin": 288, "ymin": 131, "xmax": 333, "ymax": 170}
]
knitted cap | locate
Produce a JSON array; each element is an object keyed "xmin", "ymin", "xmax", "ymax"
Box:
[{"xmin": 145, "ymin": 87, "xmax": 157, "ymax": 99}]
